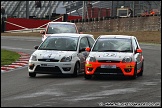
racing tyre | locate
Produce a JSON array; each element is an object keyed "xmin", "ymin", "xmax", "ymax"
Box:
[
  {"xmin": 84, "ymin": 73, "xmax": 92, "ymax": 79},
  {"xmin": 132, "ymin": 64, "xmax": 137, "ymax": 79},
  {"xmin": 29, "ymin": 73, "xmax": 36, "ymax": 77},
  {"xmin": 71, "ymin": 62, "xmax": 80, "ymax": 77},
  {"xmin": 138, "ymin": 61, "xmax": 144, "ymax": 76}
]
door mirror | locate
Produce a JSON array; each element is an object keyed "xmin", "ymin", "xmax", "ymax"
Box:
[
  {"xmin": 85, "ymin": 47, "xmax": 91, "ymax": 52},
  {"xmin": 136, "ymin": 49, "xmax": 142, "ymax": 53},
  {"xmin": 40, "ymin": 30, "xmax": 45, "ymax": 34},
  {"xmin": 79, "ymin": 48, "xmax": 86, "ymax": 53},
  {"xmin": 34, "ymin": 46, "xmax": 39, "ymax": 49}
]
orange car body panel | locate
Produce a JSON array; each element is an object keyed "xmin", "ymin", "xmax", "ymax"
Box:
[{"xmin": 85, "ymin": 58, "xmax": 144, "ymax": 76}]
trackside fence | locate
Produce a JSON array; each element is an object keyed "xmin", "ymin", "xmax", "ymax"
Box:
[
  {"xmin": 74, "ymin": 15, "xmax": 161, "ymax": 32},
  {"xmin": 2, "ymin": 15, "xmax": 161, "ymax": 33}
]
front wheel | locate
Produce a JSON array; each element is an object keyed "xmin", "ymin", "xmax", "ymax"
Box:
[
  {"xmin": 138, "ymin": 61, "xmax": 144, "ymax": 76},
  {"xmin": 84, "ymin": 73, "xmax": 92, "ymax": 79},
  {"xmin": 29, "ymin": 73, "xmax": 36, "ymax": 77},
  {"xmin": 131, "ymin": 64, "xmax": 137, "ymax": 79},
  {"xmin": 71, "ymin": 62, "xmax": 80, "ymax": 77}
]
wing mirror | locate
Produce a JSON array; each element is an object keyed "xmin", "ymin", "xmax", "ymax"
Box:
[
  {"xmin": 85, "ymin": 47, "xmax": 91, "ymax": 52},
  {"xmin": 40, "ymin": 30, "xmax": 45, "ymax": 34},
  {"xmin": 34, "ymin": 46, "xmax": 39, "ymax": 49},
  {"xmin": 136, "ymin": 49, "xmax": 142, "ymax": 53},
  {"xmin": 79, "ymin": 48, "xmax": 85, "ymax": 53}
]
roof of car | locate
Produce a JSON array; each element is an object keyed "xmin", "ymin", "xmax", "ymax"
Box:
[
  {"xmin": 48, "ymin": 21, "xmax": 75, "ymax": 25},
  {"xmin": 99, "ymin": 35, "xmax": 135, "ymax": 39},
  {"xmin": 48, "ymin": 33, "xmax": 94, "ymax": 38}
]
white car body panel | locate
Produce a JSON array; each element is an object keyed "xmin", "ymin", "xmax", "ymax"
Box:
[{"xmin": 88, "ymin": 52, "xmax": 134, "ymax": 61}]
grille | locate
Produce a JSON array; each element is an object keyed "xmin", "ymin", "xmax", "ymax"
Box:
[
  {"xmin": 94, "ymin": 67, "xmax": 123, "ymax": 75},
  {"xmin": 35, "ymin": 65, "xmax": 62, "ymax": 74},
  {"xmin": 38, "ymin": 59, "xmax": 59, "ymax": 62},
  {"xmin": 97, "ymin": 60, "xmax": 120, "ymax": 63}
]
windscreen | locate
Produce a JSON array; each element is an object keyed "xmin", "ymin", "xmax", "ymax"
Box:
[
  {"xmin": 46, "ymin": 23, "xmax": 77, "ymax": 34},
  {"xmin": 39, "ymin": 36, "xmax": 79, "ymax": 51},
  {"xmin": 92, "ymin": 38, "xmax": 133, "ymax": 52}
]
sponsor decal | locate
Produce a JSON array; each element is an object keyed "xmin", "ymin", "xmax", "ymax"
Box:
[
  {"xmin": 126, "ymin": 65, "xmax": 134, "ymax": 68},
  {"xmin": 85, "ymin": 64, "xmax": 92, "ymax": 67},
  {"xmin": 103, "ymin": 53, "xmax": 117, "ymax": 57}
]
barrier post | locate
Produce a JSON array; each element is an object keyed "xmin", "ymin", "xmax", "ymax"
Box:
[
  {"xmin": 63, "ymin": 14, "xmax": 68, "ymax": 22},
  {"xmin": 1, "ymin": 15, "xmax": 7, "ymax": 32}
]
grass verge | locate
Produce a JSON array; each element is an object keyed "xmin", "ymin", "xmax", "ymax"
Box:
[{"xmin": 1, "ymin": 49, "xmax": 20, "ymax": 66}]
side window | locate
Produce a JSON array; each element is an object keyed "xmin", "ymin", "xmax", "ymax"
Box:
[
  {"xmin": 134, "ymin": 38, "xmax": 140, "ymax": 49},
  {"xmin": 87, "ymin": 37, "xmax": 95, "ymax": 48},
  {"xmin": 132, "ymin": 38, "xmax": 138, "ymax": 50},
  {"xmin": 79, "ymin": 37, "xmax": 89, "ymax": 50}
]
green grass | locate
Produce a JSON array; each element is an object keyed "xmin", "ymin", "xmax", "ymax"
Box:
[{"xmin": 1, "ymin": 49, "xmax": 20, "ymax": 66}]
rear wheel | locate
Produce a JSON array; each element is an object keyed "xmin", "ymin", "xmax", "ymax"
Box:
[
  {"xmin": 71, "ymin": 62, "xmax": 80, "ymax": 77},
  {"xmin": 29, "ymin": 73, "xmax": 36, "ymax": 77}
]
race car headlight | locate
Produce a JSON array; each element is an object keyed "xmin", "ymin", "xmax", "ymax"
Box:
[
  {"xmin": 30, "ymin": 55, "xmax": 37, "ymax": 61},
  {"xmin": 60, "ymin": 56, "xmax": 72, "ymax": 62},
  {"xmin": 122, "ymin": 57, "xmax": 132, "ymax": 63},
  {"xmin": 87, "ymin": 56, "xmax": 96, "ymax": 62}
]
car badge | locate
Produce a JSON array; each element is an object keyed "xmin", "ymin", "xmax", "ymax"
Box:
[{"xmin": 48, "ymin": 54, "xmax": 52, "ymax": 58}]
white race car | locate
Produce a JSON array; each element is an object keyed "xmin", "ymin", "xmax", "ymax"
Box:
[
  {"xmin": 28, "ymin": 33, "xmax": 95, "ymax": 77},
  {"xmin": 40, "ymin": 22, "xmax": 82, "ymax": 41}
]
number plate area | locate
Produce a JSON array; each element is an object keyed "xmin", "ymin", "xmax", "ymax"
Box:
[
  {"xmin": 101, "ymin": 65, "xmax": 116, "ymax": 68},
  {"xmin": 40, "ymin": 64, "xmax": 55, "ymax": 67}
]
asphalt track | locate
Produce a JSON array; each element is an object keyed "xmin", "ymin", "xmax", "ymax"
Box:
[{"xmin": 1, "ymin": 36, "xmax": 161, "ymax": 107}]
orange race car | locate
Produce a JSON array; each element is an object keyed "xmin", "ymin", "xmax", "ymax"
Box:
[{"xmin": 84, "ymin": 35, "xmax": 144, "ymax": 79}]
